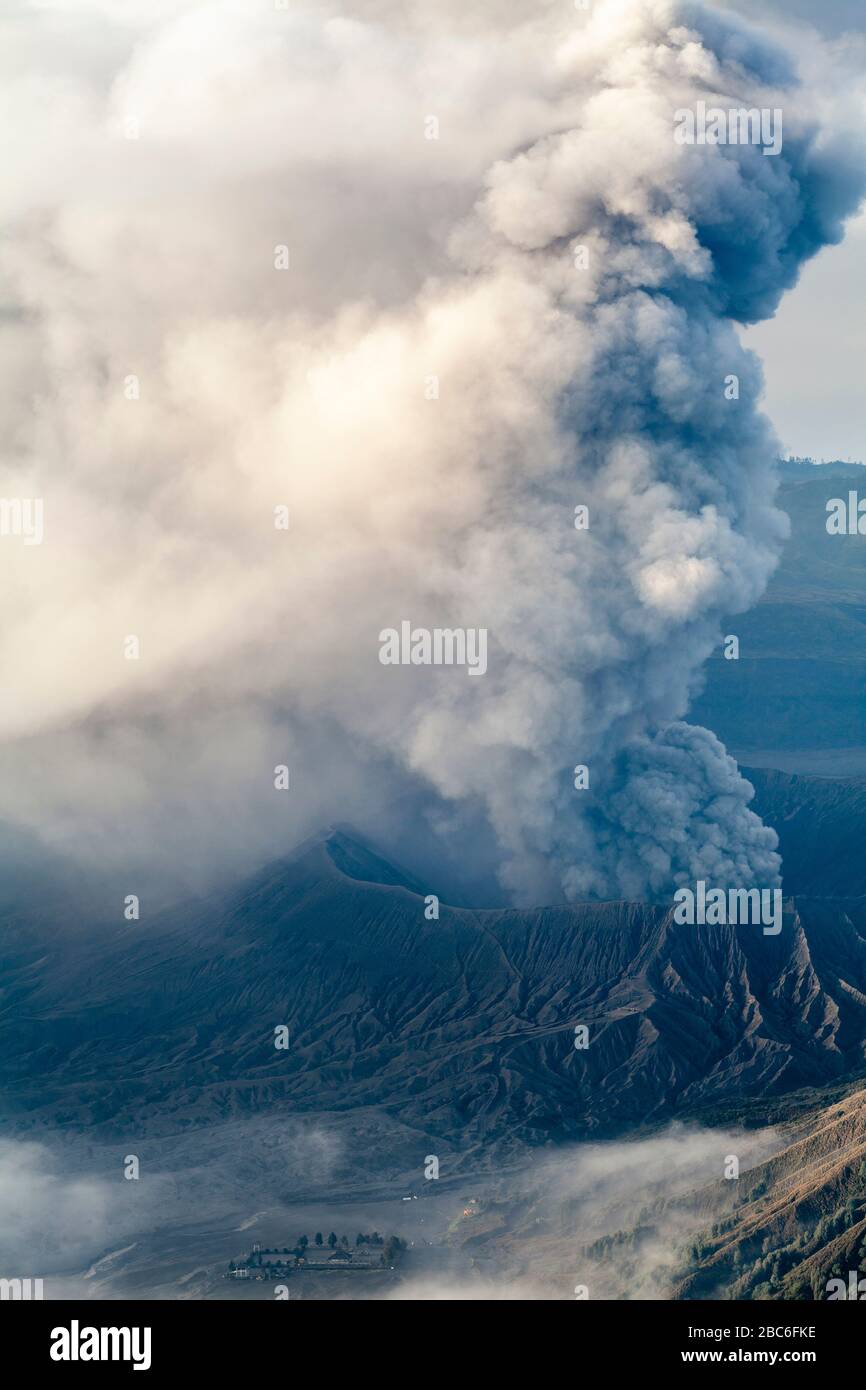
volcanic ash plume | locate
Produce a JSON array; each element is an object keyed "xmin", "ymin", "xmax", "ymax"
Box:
[{"xmin": 0, "ymin": 0, "xmax": 862, "ymax": 901}]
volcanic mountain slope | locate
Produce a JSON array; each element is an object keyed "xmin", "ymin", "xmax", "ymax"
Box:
[
  {"xmin": 747, "ymin": 765, "xmax": 866, "ymax": 899},
  {"xmin": 479, "ymin": 1084, "xmax": 866, "ymax": 1301},
  {"xmin": 670, "ymin": 1086, "xmax": 866, "ymax": 1300},
  {"xmin": 5, "ymin": 828, "xmax": 866, "ymax": 1156},
  {"xmin": 691, "ymin": 460, "xmax": 866, "ymax": 765}
]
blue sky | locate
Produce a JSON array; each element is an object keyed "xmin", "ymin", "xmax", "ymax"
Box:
[
  {"xmin": 719, "ymin": 0, "xmax": 866, "ymax": 461},
  {"xmin": 725, "ymin": 0, "xmax": 864, "ymax": 38}
]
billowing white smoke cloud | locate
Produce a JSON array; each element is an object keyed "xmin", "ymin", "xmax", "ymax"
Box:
[{"xmin": 0, "ymin": 0, "xmax": 861, "ymax": 903}]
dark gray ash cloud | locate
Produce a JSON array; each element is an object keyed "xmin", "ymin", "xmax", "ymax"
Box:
[{"xmin": 0, "ymin": 0, "xmax": 862, "ymax": 904}]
